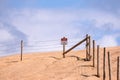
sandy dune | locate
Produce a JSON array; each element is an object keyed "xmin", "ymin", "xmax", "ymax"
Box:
[{"xmin": 0, "ymin": 46, "xmax": 120, "ymax": 80}]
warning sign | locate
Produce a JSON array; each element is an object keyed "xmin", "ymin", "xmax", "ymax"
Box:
[{"xmin": 61, "ymin": 37, "xmax": 68, "ymax": 45}]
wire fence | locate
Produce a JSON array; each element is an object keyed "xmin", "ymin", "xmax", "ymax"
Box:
[{"xmin": 0, "ymin": 38, "xmax": 86, "ymax": 57}]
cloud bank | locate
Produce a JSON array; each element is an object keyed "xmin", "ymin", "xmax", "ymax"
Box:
[{"xmin": 0, "ymin": 7, "xmax": 120, "ymax": 56}]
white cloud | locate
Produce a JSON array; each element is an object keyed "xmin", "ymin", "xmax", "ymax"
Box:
[
  {"xmin": 7, "ymin": 9, "xmax": 120, "ymax": 45},
  {"xmin": 0, "ymin": 8, "xmax": 119, "ymax": 55},
  {"xmin": 8, "ymin": 9, "xmax": 82, "ymax": 40},
  {"xmin": 0, "ymin": 28, "xmax": 13, "ymax": 42},
  {"xmin": 97, "ymin": 35, "xmax": 118, "ymax": 47},
  {"xmin": 74, "ymin": 9, "xmax": 120, "ymax": 30},
  {"xmin": 9, "ymin": 8, "xmax": 120, "ymax": 30}
]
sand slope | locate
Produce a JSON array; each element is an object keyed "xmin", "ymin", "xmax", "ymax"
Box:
[{"xmin": 0, "ymin": 47, "xmax": 120, "ymax": 80}]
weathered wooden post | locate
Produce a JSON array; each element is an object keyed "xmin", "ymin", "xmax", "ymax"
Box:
[
  {"xmin": 103, "ymin": 47, "xmax": 106, "ymax": 80},
  {"xmin": 93, "ymin": 40, "xmax": 95, "ymax": 67},
  {"xmin": 117, "ymin": 56, "xmax": 119, "ymax": 80},
  {"xmin": 88, "ymin": 36, "xmax": 91, "ymax": 60},
  {"xmin": 21, "ymin": 40, "xmax": 23, "ymax": 61},
  {"xmin": 108, "ymin": 52, "xmax": 111, "ymax": 80},
  {"xmin": 86, "ymin": 34, "xmax": 89, "ymax": 60},
  {"xmin": 97, "ymin": 45, "xmax": 100, "ymax": 77}
]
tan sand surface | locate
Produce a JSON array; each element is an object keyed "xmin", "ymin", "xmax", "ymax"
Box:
[{"xmin": 0, "ymin": 46, "xmax": 120, "ymax": 80}]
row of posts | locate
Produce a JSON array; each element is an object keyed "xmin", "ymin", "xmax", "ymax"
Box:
[
  {"xmin": 92, "ymin": 39, "xmax": 119, "ymax": 80},
  {"xmin": 61, "ymin": 34, "xmax": 119, "ymax": 80}
]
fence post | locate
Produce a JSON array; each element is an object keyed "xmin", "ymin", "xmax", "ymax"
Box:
[
  {"xmin": 21, "ymin": 40, "xmax": 23, "ymax": 61},
  {"xmin": 93, "ymin": 40, "xmax": 95, "ymax": 67},
  {"xmin": 108, "ymin": 52, "xmax": 111, "ymax": 80},
  {"xmin": 86, "ymin": 34, "xmax": 89, "ymax": 60},
  {"xmin": 117, "ymin": 56, "xmax": 119, "ymax": 80},
  {"xmin": 97, "ymin": 45, "xmax": 100, "ymax": 77},
  {"xmin": 89, "ymin": 36, "xmax": 91, "ymax": 60},
  {"xmin": 103, "ymin": 47, "xmax": 106, "ymax": 80}
]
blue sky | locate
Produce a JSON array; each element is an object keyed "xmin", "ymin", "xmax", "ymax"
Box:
[{"xmin": 0, "ymin": 0, "xmax": 120, "ymax": 56}]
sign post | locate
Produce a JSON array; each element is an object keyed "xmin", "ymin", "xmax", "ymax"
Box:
[
  {"xmin": 63, "ymin": 44, "xmax": 65, "ymax": 53},
  {"xmin": 61, "ymin": 37, "xmax": 68, "ymax": 58}
]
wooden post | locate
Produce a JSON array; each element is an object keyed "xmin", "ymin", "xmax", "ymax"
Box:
[
  {"xmin": 93, "ymin": 40, "xmax": 95, "ymax": 67},
  {"xmin": 86, "ymin": 34, "xmax": 89, "ymax": 60},
  {"xmin": 63, "ymin": 44, "xmax": 65, "ymax": 58},
  {"xmin": 89, "ymin": 36, "xmax": 91, "ymax": 60},
  {"xmin": 108, "ymin": 52, "xmax": 111, "ymax": 80},
  {"xmin": 21, "ymin": 40, "xmax": 23, "ymax": 61},
  {"xmin": 97, "ymin": 45, "xmax": 100, "ymax": 77},
  {"xmin": 117, "ymin": 56, "xmax": 119, "ymax": 80},
  {"xmin": 103, "ymin": 47, "xmax": 106, "ymax": 80}
]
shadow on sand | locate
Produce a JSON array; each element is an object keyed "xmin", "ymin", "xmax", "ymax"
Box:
[
  {"xmin": 81, "ymin": 74, "xmax": 100, "ymax": 78},
  {"xmin": 5, "ymin": 60, "xmax": 19, "ymax": 63},
  {"xmin": 49, "ymin": 56, "xmax": 61, "ymax": 60}
]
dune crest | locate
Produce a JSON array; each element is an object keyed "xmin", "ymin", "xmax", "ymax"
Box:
[{"xmin": 0, "ymin": 46, "xmax": 120, "ymax": 80}]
